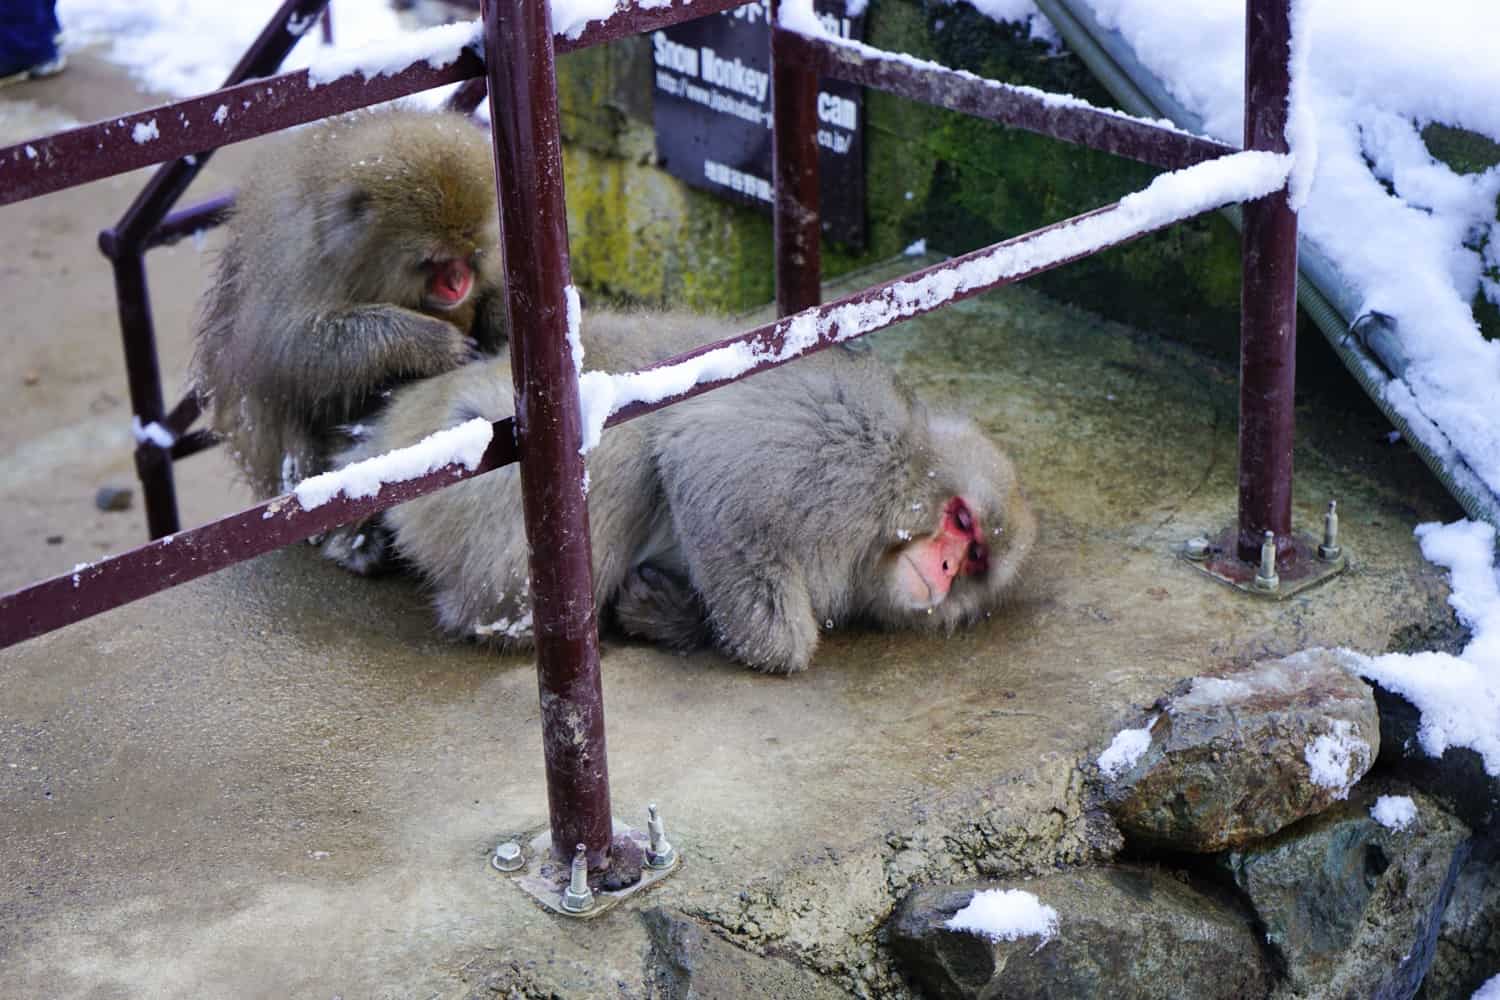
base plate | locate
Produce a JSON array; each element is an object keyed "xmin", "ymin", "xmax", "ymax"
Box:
[
  {"xmin": 492, "ymin": 820, "xmax": 680, "ymax": 918},
  {"xmin": 1180, "ymin": 527, "xmax": 1346, "ymax": 600}
]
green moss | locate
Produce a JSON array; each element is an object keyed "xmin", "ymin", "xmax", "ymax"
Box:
[{"xmin": 1421, "ymin": 124, "xmax": 1500, "ymax": 176}]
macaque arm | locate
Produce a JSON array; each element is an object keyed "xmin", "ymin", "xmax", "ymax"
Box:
[
  {"xmin": 276, "ymin": 304, "xmax": 473, "ymax": 418},
  {"xmin": 699, "ymin": 562, "xmax": 819, "ymax": 673}
]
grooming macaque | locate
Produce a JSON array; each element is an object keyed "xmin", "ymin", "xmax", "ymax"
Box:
[
  {"xmin": 339, "ymin": 311, "xmax": 1036, "ymax": 673},
  {"xmin": 192, "ymin": 108, "xmax": 507, "ymax": 573}
]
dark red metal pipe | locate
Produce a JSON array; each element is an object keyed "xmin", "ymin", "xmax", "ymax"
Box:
[
  {"xmin": 806, "ymin": 33, "xmax": 1233, "ymax": 171},
  {"xmin": 1237, "ymin": 0, "xmax": 1299, "ymax": 562},
  {"xmin": 481, "ymin": 0, "xmax": 612, "ymax": 868},
  {"xmin": 770, "ymin": 21, "xmax": 822, "ymax": 316},
  {"xmin": 0, "ymin": 426, "xmax": 519, "ymax": 649}
]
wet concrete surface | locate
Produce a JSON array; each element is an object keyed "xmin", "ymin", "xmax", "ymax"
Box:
[{"xmin": 0, "ymin": 51, "xmax": 1465, "ymax": 998}]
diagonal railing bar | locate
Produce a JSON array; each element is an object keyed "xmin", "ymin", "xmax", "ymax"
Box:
[
  {"xmin": 794, "ymin": 26, "xmax": 1234, "ymax": 171},
  {"xmin": 104, "ymin": 0, "xmax": 332, "ymax": 252},
  {"xmin": 0, "ymin": 425, "xmax": 519, "ymax": 649},
  {"xmin": 0, "ymin": 0, "xmax": 751, "ymax": 209},
  {"xmin": 0, "ymin": 152, "xmax": 1277, "ymax": 651}
]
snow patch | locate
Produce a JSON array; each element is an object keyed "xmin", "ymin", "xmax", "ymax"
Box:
[
  {"xmin": 946, "ymin": 889, "xmax": 1059, "ymax": 945},
  {"xmin": 294, "ymin": 417, "xmax": 492, "ymax": 509},
  {"xmin": 305, "ymin": 18, "xmax": 479, "ymax": 86},
  {"xmin": 131, "ymin": 417, "xmax": 176, "ymax": 449},
  {"xmin": 131, "ymin": 119, "xmax": 159, "ymax": 144},
  {"xmin": 1349, "ymin": 519, "xmax": 1500, "ymax": 776},
  {"xmin": 1370, "ymin": 795, "xmax": 1418, "ymax": 832},
  {"xmin": 1097, "ymin": 715, "xmax": 1156, "ymax": 779},
  {"xmin": 1303, "ymin": 719, "xmax": 1368, "ymax": 799}
]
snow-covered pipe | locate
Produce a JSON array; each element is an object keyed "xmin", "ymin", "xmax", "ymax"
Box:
[{"xmin": 1032, "ymin": 0, "xmax": 1500, "ymax": 530}]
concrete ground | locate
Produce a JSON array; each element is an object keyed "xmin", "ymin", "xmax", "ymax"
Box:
[{"xmin": 0, "ymin": 49, "xmax": 1465, "ymax": 998}]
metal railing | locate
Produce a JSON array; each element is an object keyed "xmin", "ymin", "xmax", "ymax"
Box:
[{"xmin": 0, "ymin": 0, "xmax": 1299, "ymax": 872}]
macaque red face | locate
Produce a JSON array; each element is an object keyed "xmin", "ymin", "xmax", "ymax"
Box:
[
  {"xmin": 892, "ymin": 496, "xmax": 991, "ymax": 609},
  {"xmin": 422, "ymin": 256, "xmax": 476, "ymax": 313}
]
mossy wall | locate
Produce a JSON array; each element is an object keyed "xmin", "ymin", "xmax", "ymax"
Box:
[{"xmin": 553, "ymin": 3, "xmax": 1242, "ymax": 349}]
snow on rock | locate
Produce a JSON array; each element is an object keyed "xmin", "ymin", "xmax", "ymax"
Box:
[
  {"xmin": 1303, "ymin": 719, "xmax": 1368, "ymax": 800},
  {"xmin": 1349, "ymin": 519, "xmax": 1500, "ymax": 776},
  {"xmin": 293, "ymin": 417, "xmax": 492, "ymax": 509},
  {"xmin": 1369, "ymin": 794, "xmax": 1418, "ymax": 832},
  {"xmin": 945, "ymin": 888, "xmax": 1059, "ymax": 945},
  {"xmin": 1097, "ymin": 715, "xmax": 1156, "ymax": 779}
]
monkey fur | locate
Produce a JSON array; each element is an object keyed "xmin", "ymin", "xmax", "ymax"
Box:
[
  {"xmin": 338, "ymin": 311, "xmax": 1037, "ymax": 673},
  {"xmin": 191, "ymin": 108, "xmax": 508, "ymax": 573}
]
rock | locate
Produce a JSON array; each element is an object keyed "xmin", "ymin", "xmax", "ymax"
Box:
[
  {"xmin": 1222, "ymin": 785, "xmax": 1470, "ymax": 998},
  {"xmin": 94, "ymin": 485, "xmax": 134, "ymax": 512},
  {"xmin": 1101, "ymin": 649, "xmax": 1379, "ymax": 851},
  {"xmin": 1371, "ymin": 680, "xmax": 1499, "ymax": 835},
  {"xmin": 1419, "ymin": 840, "xmax": 1500, "ymax": 1000},
  {"xmin": 642, "ymin": 907, "xmax": 850, "ymax": 999},
  {"xmin": 887, "ymin": 867, "xmax": 1270, "ymax": 1000}
]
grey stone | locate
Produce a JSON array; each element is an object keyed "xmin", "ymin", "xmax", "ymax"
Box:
[
  {"xmin": 887, "ymin": 867, "xmax": 1271, "ymax": 1000},
  {"xmin": 1102, "ymin": 649, "xmax": 1380, "ymax": 852},
  {"xmin": 1419, "ymin": 840, "xmax": 1500, "ymax": 1000},
  {"xmin": 94, "ymin": 484, "xmax": 133, "ymax": 512},
  {"xmin": 642, "ymin": 907, "xmax": 851, "ymax": 999},
  {"xmin": 1222, "ymin": 786, "xmax": 1470, "ymax": 998}
]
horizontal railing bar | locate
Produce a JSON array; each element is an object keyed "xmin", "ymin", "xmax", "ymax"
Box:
[
  {"xmin": 147, "ymin": 195, "xmax": 235, "ymax": 251},
  {"xmin": 605, "ymin": 206, "xmax": 1122, "ymax": 427},
  {"xmin": 0, "ymin": 423, "xmax": 519, "ymax": 649},
  {"xmin": 795, "ymin": 28, "xmax": 1233, "ymax": 170},
  {"xmin": 2, "ymin": 148, "xmax": 1279, "ymax": 647},
  {"xmin": 1, "ymin": 0, "xmax": 750, "ymax": 209},
  {"xmin": 168, "ymin": 429, "xmax": 218, "ymax": 461}
]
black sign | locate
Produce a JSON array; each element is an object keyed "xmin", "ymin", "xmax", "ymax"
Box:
[{"xmin": 650, "ymin": 1, "xmax": 866, "ymax": 246}]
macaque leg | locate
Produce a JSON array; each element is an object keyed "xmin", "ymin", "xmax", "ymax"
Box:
[
  {"xmin": 318, "ymin": 515, "xmax": 398, "ymax": 577},
  {"xmin": 701, "ymin": 566, "xmax": 820, "ymax": 674},
  {"xmin": 614, "ymin": 563, "xmax": 712, "ymax": 651}
]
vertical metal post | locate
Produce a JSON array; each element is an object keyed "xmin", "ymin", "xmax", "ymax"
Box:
[
  {"xmin": 99, "ymin": 0, "xmax": 333, "ymax": 539},
  {"xmin": 110, "ymin": 253, "xmax": 181, "ymax": 539},
  {"xmin": 770, "ymin": 12, "xmax": 822, "ymax": 317},
  {"xmin": 480, "ymin": 0, "xmax": 613, "ymax": 868},
  {"xmin": 1237, "ymin": 0, "xmax": 1298, "ymax": 563}
]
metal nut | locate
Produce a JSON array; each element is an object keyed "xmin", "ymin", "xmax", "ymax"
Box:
[{"xmin": 491, "ymin": 841, "xmax": 524, "ymax": 872}]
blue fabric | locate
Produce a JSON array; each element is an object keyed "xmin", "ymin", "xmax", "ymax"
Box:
[{"xmin": 0, "ymin": 0, "xmax": 61, "ymax": 75}]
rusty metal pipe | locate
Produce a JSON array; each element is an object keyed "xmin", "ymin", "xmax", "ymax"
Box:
[
  {"xmin": 770, "ymin": 22, "xmax": 822, "ymax": 316},
  {"xmin": 481, "ymin": 0, "xmax": 612, "ymax": 869},
  {"xmin": 806, "ymin": 33, "xmax": 1232, "ymax": 170},
  {"xmin": 1237, "ymin": 0, "xmax": 1298, "ymax": 562}
]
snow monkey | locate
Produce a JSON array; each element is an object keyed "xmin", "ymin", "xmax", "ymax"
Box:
[
  {"xmin": 191, "ymin": 108, "xmax": 508, "ymax": 574},
  {"xmin": 338, "ymin": 310, "xmax": 1037, "ymax": 673}
]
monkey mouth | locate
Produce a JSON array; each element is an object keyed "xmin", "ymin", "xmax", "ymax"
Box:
[{"xmin": 426, "ymin": 259, "xmax": 475, "ymax": 310}]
